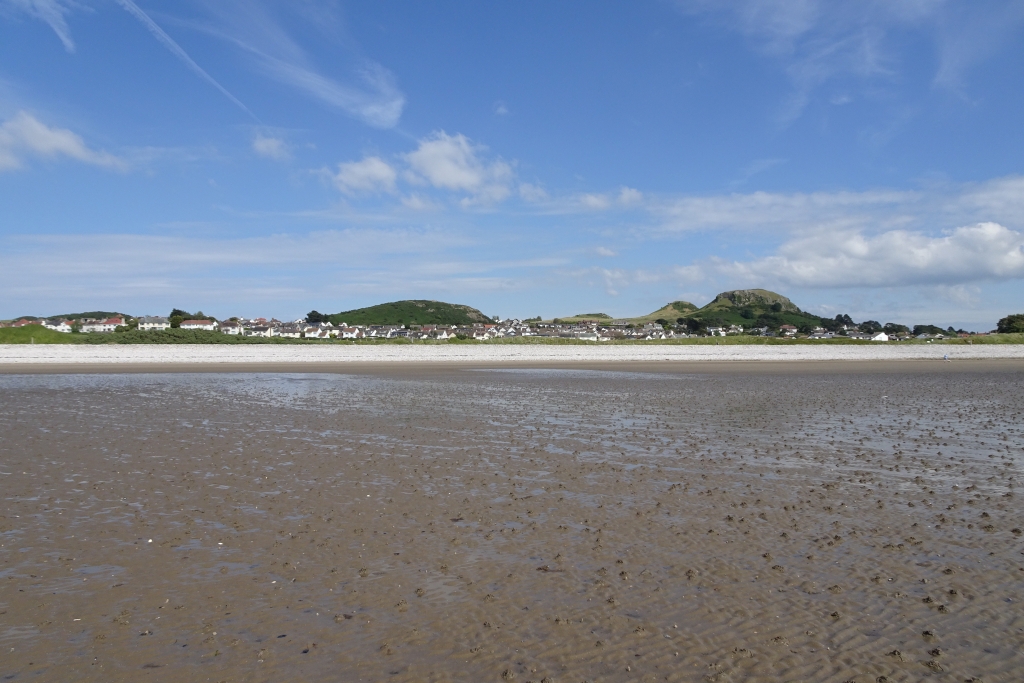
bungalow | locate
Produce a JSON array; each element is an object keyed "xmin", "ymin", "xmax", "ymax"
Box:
[
  {"xmin": 706, "ymin": 327, "xmax": 727, "ymax": 337},
  {"xmin": 870, "ymin": 332, "xmax": 890, "ymax": 342},
  {"xmin": 339, "ymin": 327, "xmax": 363, "ymax": 339},
  {"xmin": 43, "ymin": 320, "xmax": 73, "ymax": 333},
  {"xmin": 138, "ymin": 316, "xmax": 170, "ymax": 331},
  {"xmin": 277, "ymin": 325, "xmax": 302, "ymax": 339},
  {"xmin": 81, "ymin": 317, "xmax": 124, "ymax": 333},
  {"xmin": 180, "ymin": 319, "xmax": 217, "ymax": 331},
  {"xmin": 779, "ymin": 324, "xmax": 798, "ymax": 337}
]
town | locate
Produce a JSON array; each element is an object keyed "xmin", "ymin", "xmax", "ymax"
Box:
[{"xmin": 0, "ymin": 313, "xmax": 979, "ymax": 342}]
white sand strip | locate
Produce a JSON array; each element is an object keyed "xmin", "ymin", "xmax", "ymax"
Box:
[{"xmin": 1, "ymin": 343, "xmax": 1023, "ymax": 364}]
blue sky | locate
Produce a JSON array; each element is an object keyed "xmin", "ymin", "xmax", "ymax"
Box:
[{"xmin": 2, "ymin": 0, "xmax": 1023, "ymax": 328}]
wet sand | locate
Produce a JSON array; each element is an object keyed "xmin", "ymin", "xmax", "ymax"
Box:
[{"xmin": 1, "ymin": 366, "xmax": 1022, "ymax": 682}]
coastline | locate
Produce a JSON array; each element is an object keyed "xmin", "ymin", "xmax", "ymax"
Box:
[{"xmin": 1, "ymin": 342, "xmax": 1023, "ymax": 374}]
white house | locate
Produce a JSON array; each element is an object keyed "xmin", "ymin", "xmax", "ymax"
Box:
[
  {"xmin": 138, "ymin": 316, "xmax": 170, "ymax": 331},
  {"xmin": 219, "ymin": 321, "xmax": 243, "ymax": 335},
  {"xmin": 43, "ymin": 320, "xmax": 73, "ymax": 333},
  {"xmin": 179, "ymin": 319, "xmax": 218, "ymax": 331},
  {"xmin": 870, "ymin": 332, "xmax": 890, "ymax": 342},
  {"xmin": 81, "ymin": 317, "xmax": 124, "ymax": 333}
]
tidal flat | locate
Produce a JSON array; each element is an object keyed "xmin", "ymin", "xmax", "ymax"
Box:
[{"xmin": 1, "ymin": 365, "xmax": 1022, "ymax": 682}]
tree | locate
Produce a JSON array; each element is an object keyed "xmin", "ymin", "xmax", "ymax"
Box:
[
  {"xmin": 306, "ymin": 310, "xmax": 325, "ymax": 324},
  {"xmin": 883, "ymin": 322, "xmax": 909, "ymax": 335},
  {"xmin": 997, "ymin": 313, "xmax": 1024, "ymax": 333},
  {"xmin": 170, "ymin": 315, "xmax": 183, "ymax": 329},
  {"xmin": 170, "ymin": 308, "xmax": 191, "ymax": 319},
  {"xmin": 860, "ymin": 320, "xmax": 882, "ymax": 334},
  {"xmin": 770, "ymin": 302, "xmax": 783, "ymax": 313},
  {"xmin": 797, "ymin": 324, "xmax": 814, "ymax": 335},
  {"xmin": 740, "ymin": 308, "xmax": 755, "ymax": 319}
]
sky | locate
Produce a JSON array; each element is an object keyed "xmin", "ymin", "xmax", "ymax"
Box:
[{"xmin": 2, "ymin": 0, "xmax": 1023, "ymax": 328}]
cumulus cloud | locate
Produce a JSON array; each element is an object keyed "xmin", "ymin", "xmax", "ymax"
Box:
[
  {"xmin": 333, "ymin": 156, "xmax": 397, "ymax": 195},
  {"xmin": 0, "ymin": 111, "xmax": 126, "ymax": 171},
  {"xmin": 3, "ymin": 0, "xmax": 76, "ymax": 51},
  {"xmin": 252, "ymin": 133, "xmax": 289, "ymax": 161},
  {"xmin": 404, "ymin": 131, "xmax": 514, "ymax": 203},
  {"xmin": 713, "ymin": 222, "xmax": 1024, "ymax": 288}
]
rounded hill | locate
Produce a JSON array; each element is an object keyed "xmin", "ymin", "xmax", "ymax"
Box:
[{"xmin": 325, "ymin": 300, "xmax": 493, "ymax": 326}]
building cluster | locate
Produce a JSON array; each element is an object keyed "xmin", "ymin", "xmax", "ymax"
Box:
[
  {"xmin": 2, "ymin": 315, "xmax": 976, "ymax": 342},
  {"xmin": 127, "ymin": 317, "xmax": 695, "ymax": 340}
]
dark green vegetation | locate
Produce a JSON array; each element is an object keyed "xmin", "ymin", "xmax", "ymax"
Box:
[
  {"xmin": 15, "ymin": 311, "xmax": 126, "ymax": 321},
  {"xmin": 997, "ymin": 314, "xmax": 1024, "ymax": 333},
  {"xmin": 169, "ymin": 309, "xmax": 211, "ymax": 328},
  {"xmin": 679, "ymin": 289, "xmax": 823, "ymax": 329},
  {"xmin": 318, "ymin": 300, "xmax": 493, "ymax": 326}
]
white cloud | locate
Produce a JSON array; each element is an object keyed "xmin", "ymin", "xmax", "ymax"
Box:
[
  {"xmin": 404, "ymin": 131, "xmax": 514, "ymax": 203},
  {"xmin": 184, "ymin": 1, "xmax": 405, "ymax": 128},
  {"xmin": 3, "ymin": 0, "xmax": 75, "ymax": 51},
  {"xmin": 0, "ymin": 111, "xmax": 126, "ymax": 171},
  {"xmin": 252, "ymin": 133, "xmax": 289, "ymax": 161},
  {"xmin": 676, "ymin": 0, "xmax": 1024, "ymax": 120},
  {"xmin": 654, "ymin": 187, "xmax": 918, "ymax": 234},
  {"xmin": 494, "ymin": 101, "xmax": 509, "ymax": 116},
  {"xmin": 595, "ymin": 246, "xmax": 617, "ymax": 257},
  {"xmin": 333, "ymin": 156, "xmax": 397, "ymax": 195},
  {"xmin": 713, "ymin": 222, "xmax": 1024, "ymax": 288},
  {"xmin": 518, "ymin": 183, "xmax": 548, "ymax": 202},
  {"xmin": 618, "ymin": 187, "xmax": 643, "ymax": 205},
  {"xmin": 258, "ymin": 57, "xmax": 405, "ymax": 129},
  {"xmin": 579, "ymin": 193, "xmax": 611, "ymax": 210}
]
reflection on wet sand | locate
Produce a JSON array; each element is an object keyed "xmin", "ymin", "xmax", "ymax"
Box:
[{"xmin": 1, "ymin": 367, "xmax": 1022, "ymax": 682}]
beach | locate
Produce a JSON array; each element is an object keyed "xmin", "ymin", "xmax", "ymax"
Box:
[
  {"xmin": 2, "ymin": 363, "xmax": 1022, "ymax": 682},
  {"xmin": 2, "ymin": 341, "xmax": 1024, "ymax": 371}
]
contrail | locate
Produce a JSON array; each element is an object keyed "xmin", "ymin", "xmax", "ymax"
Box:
[{"xmin": 114, "ymin": 0, "xmax": 257, "ymax": 120}]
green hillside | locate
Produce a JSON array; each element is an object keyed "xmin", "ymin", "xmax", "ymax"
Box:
[
  {"xmin": 684, "ymin": 289, "xmax": 822, "ymax": 328},
  {"xmin": 326, "ymin": 300, "xmax": 493, "ymax": 326},
  {"xmin": 628, "ymin": 301, "xmax": 698, "ymax": 324},
  {"xmin": 552, "ymin": 312, "xmax": 613, "ymax": 323},
  {"xmin": 0, "ymin": 324, "xmax": 78, "ymax": 344},
  {"xmin": 553, "ymin": 290, "xmax": 822, "ymax": 328}
]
